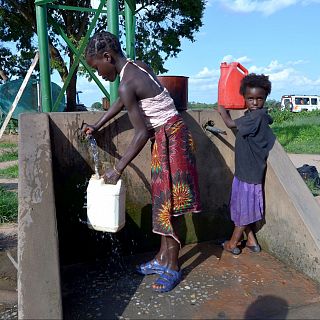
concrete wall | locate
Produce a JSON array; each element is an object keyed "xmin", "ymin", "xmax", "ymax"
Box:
[
  {"xmin": 47, "ymin": 110, "xmax": 234, "ymax": 265},
  {"xmin": 18, "ymin": 109, "xmax": 320, "ymax": 319},
  {"xmin": 18, "ymin": 113, "xmax": 62, "ymax": 319},
  {"xmin": 261, "ymin": 141, "xmax": 320, "ymax": 276}
]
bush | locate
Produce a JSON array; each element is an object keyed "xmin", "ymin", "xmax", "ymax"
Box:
[
  {"xmin": 0, "ymin": 187, "xmax": 18, "ymax": 223},
  {"xmin": 265, "ymin": 99, "xmax": 281, "ymax": 112},
  {"xmin": 0, "ymin": 164, "xmax": 19, "ymax": 178},
  {"xmin": 91, "ymin": 102, "xmax": 103, "ymax": 110},
  {"xmin": 269, "ymin": 108, "xmax": 295, "ymax": 124},
  {"xmin": 0, "ymin": 115, "xmax": 19, "ymax": 134},
  {"xmin": 0, "ymin": 149, "xmax": 18, "ymax": 162},
  {"xmin": 188, "ymin": 102, "xmax": 216, "ymax": 109}
]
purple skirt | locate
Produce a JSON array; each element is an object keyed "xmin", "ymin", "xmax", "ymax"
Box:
[{"xmin": 230, "ymin": 177, "xmax": 264, "ymax": 227}]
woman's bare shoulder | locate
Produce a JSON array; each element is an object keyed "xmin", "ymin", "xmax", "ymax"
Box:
[{"xmin": 134, "ymin": 60, "xmax": 154, "ymax": 73}]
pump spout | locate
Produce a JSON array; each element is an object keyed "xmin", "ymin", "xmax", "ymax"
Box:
[
  {"xmin": 203, "ymin": 120, "xmax": 227, "ymax": 135},
  {"xmin": 205, "ymin": 125, "xmax": 226, "ymax": 135}
]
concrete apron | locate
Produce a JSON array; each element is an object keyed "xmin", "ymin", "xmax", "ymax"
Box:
[
  {"xmin": 62, "ymin": 241, "xmax": 320, "ymax": 319},
  {"xmin": 18, "ymin": 110, "xmax": 320, "ymax": 319}
]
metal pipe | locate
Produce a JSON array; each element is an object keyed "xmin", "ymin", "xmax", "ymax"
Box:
[
  {"xmin": 35, "ymin": 4, "xmax": 53, "ymax": 112},
  {"xmin": 51, "ymin": 0, "xmax": 107, "ymax": 111},
  {"xmin": 49, "ymin": 18, "xmax": 110, "ymax": 101},
  {"xmin": 205, "ymin": 125, "xmax": 227, "ymax": 135},
  {"xmin": 107, "ymin": 0, "xmax": 120, "ymax": 105},
  {"xmin": 124, "ymin": 1, "xmax": 136, "ymax": 60}
]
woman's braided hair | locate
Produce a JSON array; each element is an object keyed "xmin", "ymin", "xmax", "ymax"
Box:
[
  {"xmin": 85, "ymin": 31, "xmax": 123, "ymax": 58},
  {"xmin": 240, "ymin": 73, "xmax": 271, "ymax": 97}
]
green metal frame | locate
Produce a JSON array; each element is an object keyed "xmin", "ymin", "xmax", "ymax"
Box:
[{"xmin": 34, "ymin": 0, "xmax": 136, "ymax": 112}]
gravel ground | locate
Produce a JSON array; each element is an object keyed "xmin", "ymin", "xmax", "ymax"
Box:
[{"xmin": 0, "ymin": 304, "xmax": 17, "ymax": 320}]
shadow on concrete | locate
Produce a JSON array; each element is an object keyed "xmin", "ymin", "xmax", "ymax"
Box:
[
  {"xmin": 244, "ymin": 295, "xmax": 288, "ymax": 319},
  {"xmin": 94, "ymin": 112, "xmax": 151, "ymax": 193},
  {"xmin": 49, "ymin": 119, "xmax": 158, "ymax": 317},
  {"xmin": 176, "ymin": 112, "xmax": 235, "ymax": 275},
  {"xmin": 61, "ymin": 257, "xmax": 147, "ymax": 320}
]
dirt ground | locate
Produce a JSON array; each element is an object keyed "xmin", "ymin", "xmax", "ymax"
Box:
[
  {"xmin": 287, "ymin": 153, "xmax": 320, "ymax": 172},
  {"xmin": 0, "ymin": 223, "xmax": 18, "ymax": 316},
  {"xmin": 0, "ymin": 135, "xmax": 19, "ymax": 316}
]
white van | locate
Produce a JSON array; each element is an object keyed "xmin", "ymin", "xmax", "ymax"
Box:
[{"xmin": 281, "ymin": 95, "xmax": 320, "ymax": 112}]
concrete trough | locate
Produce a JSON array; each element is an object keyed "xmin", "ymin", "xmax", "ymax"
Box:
[{"xmin": 18, "ymin": 110, "xmax": 320, "ymax": 318}]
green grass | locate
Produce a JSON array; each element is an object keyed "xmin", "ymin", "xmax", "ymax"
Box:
[
  {"xmin": 0, "ymin": 164, "xmax": 19, "ymax": 178},
  {"xmin": 0, "ymin": 187, "xmax": 18, "ymax": 223},
  {"xmin": 272, "ymin": 124, "xmax": 320, "ymax": 153},
  {"xmin": 0, "ymin": 149, "xmax": 18, "ymax": 162},
  {"xmin": 305, "ymin": 179, "xmax": 320, "ymax": 197},
  {"xmin": 271, "ymin": 111, "xmax": 320, "ymax": 154},
  {"xmin": 0, "ymin": 142, "xmax": 18, "ymax": 148}
]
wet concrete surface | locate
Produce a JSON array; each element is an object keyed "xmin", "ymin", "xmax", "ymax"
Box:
[{"xmin": 62, "ymin": 241, "xmax": 320, "ymax": 319}]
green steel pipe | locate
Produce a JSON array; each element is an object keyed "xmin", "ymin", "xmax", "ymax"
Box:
[
  {"xmin": 124, "ymin": 0, "xmax": 136, "ymax": 12},
  {"xmin": 35, "ymin": 0, "xmax": 57, "ymax": 5},
  {"xmin": 50, "ymin": 18, "xmax": 110, "ymax": 100},
  {"xmin": 35, "ymin": 4, "xmax": 53, "ymax": 112},
  {"xmin": 36, "ymin": 0, "xmax": 136, "ymax": 110},
  {"xmin": 124, "ymin": 1, "xmax": 136, "ymax": 60},
  {"xmin": 52, "ymin": 0, "xmax": 107, "ymax": 111},
  {"xmin": 48, "ymin": 4, "xmax": 108, "ymax": 14},
  {"xmin": 107, "ymin": 0, "xmax": 120, "ymax": 105}
]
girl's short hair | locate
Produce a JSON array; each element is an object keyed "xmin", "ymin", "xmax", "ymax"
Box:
[
  {"xmin": 85, "ymin": 31, "xmax": 123, "ymax": 58},
  {"xmin": 240, "ymin": 73, "xmax": 271, "ymax": 97}
]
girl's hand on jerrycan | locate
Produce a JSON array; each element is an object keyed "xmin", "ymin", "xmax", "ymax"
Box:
[{"xmin": 103, "ymin": 167, "xmax": 121, "ymax": 185}]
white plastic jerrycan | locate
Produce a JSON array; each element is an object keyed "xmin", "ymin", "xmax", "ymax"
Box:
[{"xmin": 86, "ymin": 176, "xmax": 126, "ymax": 232}]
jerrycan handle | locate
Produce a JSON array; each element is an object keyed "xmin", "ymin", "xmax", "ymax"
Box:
[{"xmin": 235, "ymin": 62, "xmax": 248, "ymax": 75}]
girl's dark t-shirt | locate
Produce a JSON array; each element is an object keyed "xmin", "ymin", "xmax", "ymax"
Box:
[{"xmin": 234, "ymin": 108, "xmax": 276, "ymax": 184}]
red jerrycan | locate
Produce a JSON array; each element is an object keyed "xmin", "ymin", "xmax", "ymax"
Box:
[{"xmin": 218, "ymin": 62, "xmax": 248, "ymax": 109}]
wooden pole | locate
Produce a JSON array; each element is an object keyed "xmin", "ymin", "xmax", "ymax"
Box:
[{"xmin": 0, "ymin": 52, "xmax": 39, "ymax": 139}]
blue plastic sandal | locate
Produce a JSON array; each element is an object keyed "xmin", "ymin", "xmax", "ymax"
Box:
[
  {"xmin": 222, "ymin": 241, "xmax": 241, "ymax": 255},
  {"xmin": 136, "ymin": 259, "xmax": 167, "ymax": 275},
  {"xmin": 246, "ymin": 244, "xmax": 261, "ymax": 253},
  {"xmin": 152, "ymin": 268, "xmax": 182, "ymax": 293}
]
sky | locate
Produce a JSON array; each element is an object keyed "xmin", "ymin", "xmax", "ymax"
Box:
[{"xmin": 51, "ymin": 0, "xmax": 320, "ymax": 107}]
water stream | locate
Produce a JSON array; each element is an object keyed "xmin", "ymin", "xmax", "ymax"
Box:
[
  {"xmin": 88, "ymin": 135, "xmax": 99, "ymax": 179},
  {"xmin": 71, "ymin": 134, "xmax": 126, "ymax": 268}
]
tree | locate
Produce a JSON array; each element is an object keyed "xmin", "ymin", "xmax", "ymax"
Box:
[
  {"xmin": 0, "ymin": 0, "xmax": 205, "ymax": 111},
  {"xmin": 125, "ymin": 0, "xmax": 205, "ymax": 74},
  {"xmin": 91, "ymin": 101, "xmax": 103, "ymax": 110},
  {"xmin": 265, "ymin": 99, "xmax": 281, "ymax": 111}
]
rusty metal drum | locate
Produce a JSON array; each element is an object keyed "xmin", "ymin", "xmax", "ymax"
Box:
[{"xmin": 157, "ymin": 76, "xmax": 189, "ymax": 112}]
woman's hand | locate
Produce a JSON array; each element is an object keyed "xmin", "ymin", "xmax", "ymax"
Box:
[
  {"xmin": 82, "ymin": 123, "xmax": 96, "ymax": 136},
  {"xmin": 103, "ymin": 167, "xmax": 122, "ymax": 185}
]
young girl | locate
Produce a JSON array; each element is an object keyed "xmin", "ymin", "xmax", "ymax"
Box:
[
  {"xmin": 83, "ymin": 32, "xmax": 201, "ymax": 292},
  {"xmin": 218, "ymin": 73, "xmax": 275, "ymax": 255}
]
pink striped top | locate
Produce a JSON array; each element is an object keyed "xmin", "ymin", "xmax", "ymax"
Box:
[{"xmin": 120, "ymin": 61, "xmax": 178, "ymax": 130}]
